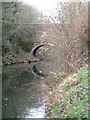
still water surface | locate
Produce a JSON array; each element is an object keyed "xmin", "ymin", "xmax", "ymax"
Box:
[
  {"xmin": 2, "ymin": 42, "xmax": 60, "ymax": 118},
  {"xmin": 2, "ymin": 63, "xmax": 48, "ymax": 118}
]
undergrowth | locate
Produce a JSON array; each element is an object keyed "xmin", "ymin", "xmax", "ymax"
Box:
[{"xmin": 50, "ymin": 66, "xmax": 89, "ymax": 118}]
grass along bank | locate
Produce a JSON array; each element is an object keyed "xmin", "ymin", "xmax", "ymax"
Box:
[{"xmin": 47, "ymin": 65, "xmax": 89, "ymax": 118}]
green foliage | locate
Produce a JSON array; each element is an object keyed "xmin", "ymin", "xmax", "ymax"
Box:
[
  {"xmin": 2, "ymin": 2, "xmax": 20, "ymax": 55},
  {"xmin": 50, "ymin": 66, "xmax": 89, "ymax": 118},
  {"xmin": 2, "ymin": 2, "xmax": 41, "ymax": 57},
  {"xmin": 74, "ymin": 67, "xmax": 88, "ymax": 81},
  {"xmin": 64, "ymin": 82, "xmax": 70, "ymax": 90},
  {"xmin": 2, "ymin": 2, "xmax": 19, "ymax": 21},
  {"xmin": 2, "ymin": 57, "xmax": 11, "ymax": 65},
  {"xmin": 17, "ymin": 39, "xmax": 33, "ymax": 52}
]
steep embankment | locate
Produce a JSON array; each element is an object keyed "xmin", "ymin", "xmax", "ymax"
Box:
[{"xmin": 45, "ymin": 64, "xmax": 89, "ymax": 118}]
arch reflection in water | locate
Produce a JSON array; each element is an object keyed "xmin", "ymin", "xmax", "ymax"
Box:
[
  {"xmin": 32, "ymin": 64, "xmax": 47, "ymax": 79},
  {"xmin": 2, "ymin": 64, "xmax": 47, "ymax": 118}
]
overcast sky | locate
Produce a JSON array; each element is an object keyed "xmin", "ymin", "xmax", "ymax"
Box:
[
  {"xmin": 20, "ymin": 0, "xmax": 63, "ymax": 16},
  {"xmin": 19, "ymin": 0, "xmax": 88, "ymax": 16},
  {"xmin": 20, "ymin": 0, "xmax": 59, "ymax": 10}
]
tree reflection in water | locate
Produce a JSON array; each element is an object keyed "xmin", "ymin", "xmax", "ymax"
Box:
[{"xmin": 2, "ymin": 64, "xmax": 47, "ymax": 118}]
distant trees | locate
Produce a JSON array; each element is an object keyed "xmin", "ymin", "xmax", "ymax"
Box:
[
  {"xmin": 2, "ymin": 1, "xmax": 88, "ymax": 71},
  {"xmin": 2, "ymin": 2, "xmax": 20, "ymax": 55},
  {"xmin": 16, "ymin": 3, "xmax": 41, "ymax": 24},
  {"xmin": 2, "ymin": 2, "xmax": 42, "ymax": 56},
  {"xmin": 41, "ymin": 2, "xmax": 88, "ymax": 73}
]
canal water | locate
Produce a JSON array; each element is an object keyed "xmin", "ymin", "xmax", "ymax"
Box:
[
  {"xmin": 2, "ymin": 34, "xmax": 67, "ymax": 118},
  {"xmin": 2, "ymin": 63, "xmax": 47, "ymax": 118},
  {"xmin": 2, "ymin": 44, "xmax": 58, "ymax": 118}
]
